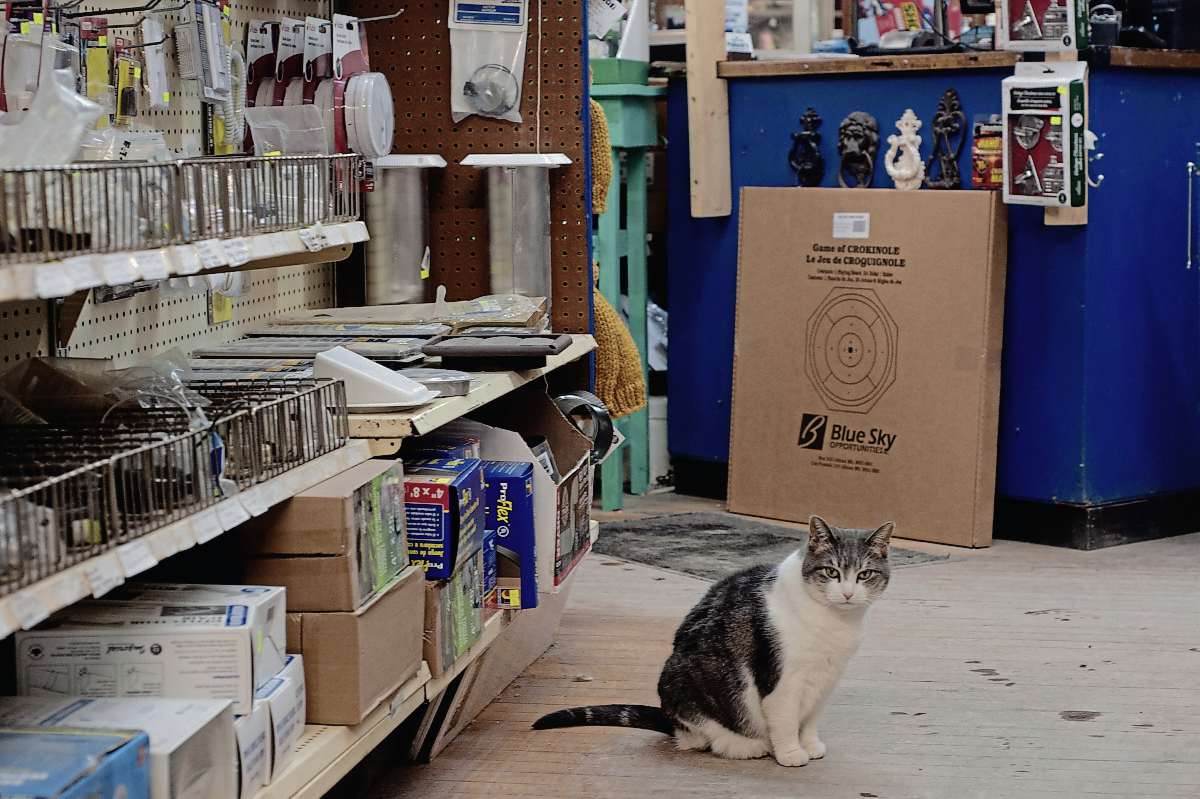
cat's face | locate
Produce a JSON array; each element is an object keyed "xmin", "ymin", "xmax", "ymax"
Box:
[{"xmin": 800, "ymin": 516, "xmax": 893, "ymax": 611}]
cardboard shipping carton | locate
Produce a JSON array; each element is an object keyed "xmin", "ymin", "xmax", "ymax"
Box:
[
  {"xmin": 423, "ymin": 548, "xmax": 484, "ymax": 677},
  {"xmin": 729, "ymin": 188, "xmax": 1007, "ymax": 547},
  {"xmin": 0, "ymin": 697, "xmax": 236, "ymax": 799},
  {"xmin": 14, "ymin": 587, "xmax": 286, "ymax": 714},
  {"xmin": 243, "ymin": 460, "xmax": 407, "ymax": 611},
  {"xmin": 285, "ymin": 566, "xmax": 424, "ymax": 725},
  {"xmin": 0, "ymin": 727, "xmax": 151, "ymax": 799},
  {"xmin": 404, "ymin": 458, "xmax": 484, "ymax": 580}
]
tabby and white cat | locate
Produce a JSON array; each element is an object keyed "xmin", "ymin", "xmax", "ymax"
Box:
[{"xmin": 533, "ymin": 516, "xmax": 893, "ymax": 767}]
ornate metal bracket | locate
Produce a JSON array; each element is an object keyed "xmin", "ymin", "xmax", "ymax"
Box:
[
  {"xmin": 789, "ymin": 107, "xmax": 824, "ymax": 187},
  {"xmin": 925, "ymin": 89, "xmax": 966, "ymax": 189},
  {"xmin": 837, "ymin": 111, "xmax": 879, "ymax": 188},
  {"xmin": 884, "ymin": 109, "xmax": 924, "ymax": 191}
]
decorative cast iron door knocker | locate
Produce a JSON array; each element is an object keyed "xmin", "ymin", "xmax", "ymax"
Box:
[
  {"xmin": 789, "ymin": 107, "xmax": 824, "ymax": 187},
  {"xmin": 837, "ymin": 111, "xmax": 879, "ymax": 188},
  {"xmin": 925, "ymin": 89, "xmax": 966, "ymax": 189},
  {"xmin": 884, "ymin": 109, "xmax": 924, "ymax": 190}
]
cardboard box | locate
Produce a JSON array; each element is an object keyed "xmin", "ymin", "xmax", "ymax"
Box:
[
  {"xmin": 285, "ymin": 566, "xmax": 424, "ymax": 725},
  {"xmin": 404, "ymin": 458, "xmax": 484, "ymax": 580},
  {"xmin": 442, "ymin": 388, "xmax": 594, "ymax": 591},
  {"xmin": 729, "ymin": 188, "xmax": 1007, "ymax": 547},
  {"xmin": 242, "ymin": 460, "xmax": 406, "ymax": 611},
  {"xmin": 481, "ymin": 460, "xmax": 537, "ymax": 610},
  {"xmin": 423, "ymin": 549, "xmax": 484, "ymax": 677},
  {"xmin": 253, "ymin": 654, "xmax": 305, "ymax": 780},
  {"xmin": 15, "ymin": 588, "xmax": 285, "ymax": 714},
  {"xmin": 108, "ymin": 583, "xmax": 287, "ymax": 692},
  {"xmin": 0, "ymin": 727, "xmax": 151, "ymax": 799},
  {"xmin": 233, "ymin": 703, "xmax": 270, "ymax": 797},
  {"xmin": 0, "ymin": 697, "xmax": 236, "ymax": 799}
]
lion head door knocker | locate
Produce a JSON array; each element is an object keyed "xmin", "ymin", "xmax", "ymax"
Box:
[
  {"xmin": 789, "ymin": 108, "xmax": 824, "ymax": 187},
  {"xmin": 884, "ymin": 109, "xmax": 924, "ymax": 191},
  {"xmin": 925, "ymin": 89, "xmax": 966, "ymax": 189},
  {"xmin": 837, "ymin": 111, "xmax": 880, "ymax": 188}
]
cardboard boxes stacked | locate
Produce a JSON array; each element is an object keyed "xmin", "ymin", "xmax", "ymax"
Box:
[{"xmin": 244, "ymin": 459, "xmax": 424, "ymax": 726}]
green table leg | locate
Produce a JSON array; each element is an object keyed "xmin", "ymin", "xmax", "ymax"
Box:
[{"xmin": 624, "ymin": 151, "xmax": 650, "ymax": 495}]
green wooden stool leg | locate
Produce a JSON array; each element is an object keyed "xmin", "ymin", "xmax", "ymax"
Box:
[
  {"xmin": 624, "ymin": 151, "xmax": 650, "ymax": 495},
  {"xmin": 597, "ymin": 149, "xmax": 625, "ymax": 512}
]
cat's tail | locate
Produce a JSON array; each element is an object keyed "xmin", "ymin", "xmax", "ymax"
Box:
[{"xmin": 532, "ymin": 704, "xmax": 674, "ymax": 735}]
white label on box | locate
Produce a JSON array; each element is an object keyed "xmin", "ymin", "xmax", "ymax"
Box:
[
  {"xmin": 298, "ymin": 225, "xmax": 328, "ymax": 252},
  {"xmin": 193, "ymin": 509, "xmax": 225, "ymax": 543},
  {"xmin": 224, "ymin": 238, "xmax": 251, "ymax": 266},
  {"xmin": 11, "ymin": 590, "xmax": 51, "ymax": 629},
  {"xmin": 216, "ymin": 498, "xmax": 252, "ymax": 530},
  {"xmin": 117, "ymin": 540, "xmax": 158, "ymax": 576},
  {"xmin": 84, "ymin": 555, "xmax": 125, "ymax": 597},
  {"xmin": 725, "ymin": 31, "xmax": 753, "ymax": 54},
  {"xmin": 449, "ymin": 0, "xmax": 526, "ymax": 29},
  {"xmin": 588, "ymin": 0, "xmax": 626, "ymax": 36},
  {"xmin": 34, "ymin": 266, "xmax": 74, "ymax": 299},
  {"xmin": 197, "ymin": 240, "xmax": 229, "ymax": 269},
  {"xmin": 832, "ymin": 212, "xmax": 871, "ymax": 239}
]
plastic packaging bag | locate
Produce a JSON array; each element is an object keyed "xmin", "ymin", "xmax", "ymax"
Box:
[{"xmin": 448, "ymin": 0, "xmax": 528, "ymax": 123}]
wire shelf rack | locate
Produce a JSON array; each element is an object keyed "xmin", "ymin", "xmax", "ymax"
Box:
[
  {"xmin": 0, "ymin": 154, "xmax": 363, "ymax": 265},
  {"xmin": 0, "ymin": 378, "xmax": 347, "ymax": 597}
]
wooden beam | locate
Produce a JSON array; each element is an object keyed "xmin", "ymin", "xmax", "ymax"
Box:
[
  {"xmin": 718, "ymin": 51, "xmax": 1020, "ymax": 79},
  {"xmin": 683, "ymin": 0, "xmax": 732, "ymax": 218}
]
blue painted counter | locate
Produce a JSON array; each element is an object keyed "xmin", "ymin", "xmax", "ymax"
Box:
[{"xmin": 667, "ymin": 62, "xmax": 1200, "ymax": 511}]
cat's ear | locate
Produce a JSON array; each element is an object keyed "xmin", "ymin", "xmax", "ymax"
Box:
[
  {"xmin": 808, "ymin": 515, "xmax": 835, "ymax": 554},
  {"xmin": 866, "ymin": 522, "xmax": 894, "ymax": 558}
]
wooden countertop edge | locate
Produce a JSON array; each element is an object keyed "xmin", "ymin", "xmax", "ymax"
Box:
[
  {"xmin": 1102, "ymin": 46, "xmax": 1200, "ymax": 69},
  {"xmin": 717, "ymin": 51, "xmax": 1019, "ymax": 78}
]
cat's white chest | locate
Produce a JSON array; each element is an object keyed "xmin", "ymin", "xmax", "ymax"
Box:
[{"xmin": 765, "ymin": 585, "xmax": 863, "ymax": 711}]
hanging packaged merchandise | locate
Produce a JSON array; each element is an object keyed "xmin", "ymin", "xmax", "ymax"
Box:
[
  {"xmin": 448, "ymin": 0, "xmax": 529, "ymax": 123},
  {"xmin": 271, "ymin": 17, "xmax": 306, "ymax": 105},
  {"xmin": 996, "ymin": 0, "xmax": 1087, "ymax": 51},
  {"xmin": 331, "ymin": 14, "xmax": 394, "ymax": 158},
  {"xmin": 112, "ymin": 37, "xmax": 140, "ymax": 126},
  {"xmin": 302, "ymin": 16, "xmax": 332, "ymax": 102},
  {"xmin": 142, "ymin": 15, "xmax": 171, "ymax": 110},
  {"xmin": 78, "ymin": 18, "xmax": 114, "ymax": 122},
  {"xmin": 1002, "ymin": 62, "xmax": 1087, "ymax": 207},
  {"xmin": 246, "ymin": 19, "xmax": 278, "ymax": 104}
]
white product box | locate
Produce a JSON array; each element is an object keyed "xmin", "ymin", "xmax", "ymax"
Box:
[
  {"xmin": 255, "ymin": 654, "xmax": 306, "ymax": 780},
  {"xmin": 114, "ymin": 583, "xmax": 288, "ymax": 690},
  {"xmin": 0, "ymin": 696, "xmax": 236, "ymax": 799},
  {"xmin": 234, "ymin": 701, "xmax": 271, "ymax": 797},
  {"xmin": 15, "ymin": 597, "xmax": 270, "ymax": 714}
]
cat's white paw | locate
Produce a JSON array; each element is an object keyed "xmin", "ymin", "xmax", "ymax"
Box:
[
  {"xmin": 711, "ymin": 735, "xmax": 770, "ymax": 760},
  {"xmin": 802, "ymin": 739, "xmax": 827, "ymax": 759},
  {"xmin": 674, "ymin": 729, "xmax": 709, "ymax": 752},
  {"xmin": 774, "ymin": 746, "xmax": 811, "ymax": 767}
]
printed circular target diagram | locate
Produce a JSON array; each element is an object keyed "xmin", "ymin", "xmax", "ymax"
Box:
[{"xmin": 805, "ymin": 288, "xmax": 898, "ymax": 413}]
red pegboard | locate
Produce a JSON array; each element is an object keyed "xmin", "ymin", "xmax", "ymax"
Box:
[{"xmin": 347, "ymin": 0, "xmax": 591, "ymax": 333}]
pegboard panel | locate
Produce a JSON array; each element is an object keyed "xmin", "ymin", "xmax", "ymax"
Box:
[
  {"xmin": 345, "ymin": 0, "xmax": 592, "ymax": 333},
  {"xmin": 0, "ymin": 303, "xmax": 50, "ymax": 366},
  {"xmin": 63, "ymin": 264, "xmax": 335, "ymax": 366}
]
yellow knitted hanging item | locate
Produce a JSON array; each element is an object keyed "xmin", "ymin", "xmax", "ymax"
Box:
[
  {"xmin": 590, "ymin": 98, "xmax": 613, "ymax": 215},
  {"xmin": 592, "ymin": 286, "xmax": 646, "ymax": 419}
]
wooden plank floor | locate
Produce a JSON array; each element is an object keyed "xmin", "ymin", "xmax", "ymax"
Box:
[{"xmin": 374, "ymin": 512, "xmax": 1200, "ymax": 799}]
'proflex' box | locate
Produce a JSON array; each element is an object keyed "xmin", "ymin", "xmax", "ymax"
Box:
[
  {"xmin": 0, "ymin": 697, "xmax": 236, "ymax": 799},
  {"xmin": 15, "ymin": 586, "xmax": 287, "ymax": 715},
  {"xmin": 404, "ymin": 458, "xmax": 484, "ymax": 580},
  {"xmin": 482, "ymin": 460, "xmax": 537, "ymax": 609}
]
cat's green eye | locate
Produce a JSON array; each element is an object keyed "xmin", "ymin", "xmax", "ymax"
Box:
[
  {"xmin": 857, "ymin": 570, "xmax": 878, "ymax": 581},
  {"xmin": 819, "ymin": 567, "xmax": 841, "ymax": 579}
]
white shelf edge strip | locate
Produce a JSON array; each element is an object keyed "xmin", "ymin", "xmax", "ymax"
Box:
[
  {"xmin": 0, "ymin": 439, "xmax": 372, "ymax": 637},
  {"xmin": 0, "ymin": 221, "xmax": 369, "ymax": 302}
]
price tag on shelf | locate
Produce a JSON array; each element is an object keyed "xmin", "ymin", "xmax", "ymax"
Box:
[
  {"xmin": 99, "ymin": 254, "xmax": 137, "ymax": 285},
  {"xmin": 172, "ymin": 521, "xmax": 198, "ymax": 553},
  {"xmin": 192, "ymin": 509, "xmax": 224, "ymax": 543},
  {"xmin": 63, "ymin": 256, "xmax": 100, "ymax": 289},
  {"xmin": 49, "ymin": 571, "xmax": 89, "ymax": 608},
  {"xmin": 34, "ymin": 265, "xmax": 75, "ymax": 299},
  {"xmin": 298, "ymin": 225, "xmax": 328, "ymax": 253},
  {"xmin": 0, "ymin": 269, "xmax": 15, "ymax": 302},
  {"xmin": 173, "ymin": 246, "xmax": 203, "ymax": 275},
  {"xmin": 0, "ymin": 604, "xmax": 16, "ymax": 639},
  {"xmin": 215, "ymin": 498, "xmax": 251, "ymax": 531},
  {"xmin": 224, "ymin": 238, "xmax": 251, "ymax": 266},
  {"xmin": 196, "ymin": 240, "xmax": 229, "ymax": 270},
  {"xmin": 10, "ymin": 590, "xmax": 51, "ymax": 629},
  {"xmin": 239, "ymin": 486, "xmax": 269, "ymax": 517},
  {"xmin": 133, "ymin": 251, "xmax": 170, "ymax": 280},
  {"xmin": 262, "ymin": 478, "xmax": 291, "ymax": 508},
  {"xmin": 117, "ymin": 540, "xmax": 158, "ymax": 577},
  {"xmin": 84, "ymin": 555, "xmax": 124, "ymax": 598}
]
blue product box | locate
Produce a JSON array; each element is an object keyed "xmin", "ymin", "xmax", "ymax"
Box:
[
  {"xmin": 0, "ymin": 727, "xmax": 151, "ymax": 799},
  {"xmin": 481, "ymin": 461, "xmax": 538, "ymax": 609},
  {"xmin": 404, "ymin": 458, "xmax": 484, "ymax": 580},
  {"xmin": 402, "ymin": 433, "xmax": 482, "ymax": 462},
  {"xmin": 481, "ymin": 527, "xmax": 498, "ymax": 618}
]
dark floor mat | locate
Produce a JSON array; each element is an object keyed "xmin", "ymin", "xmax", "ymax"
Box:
[{"xmin": 594, "ymin": 512, "xmax": 950, "ymax": 581}]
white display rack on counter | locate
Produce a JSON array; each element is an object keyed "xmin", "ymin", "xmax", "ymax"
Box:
[{"xmin": 0, "ymin": 154, "xmax": 366, "ymax": 301}]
